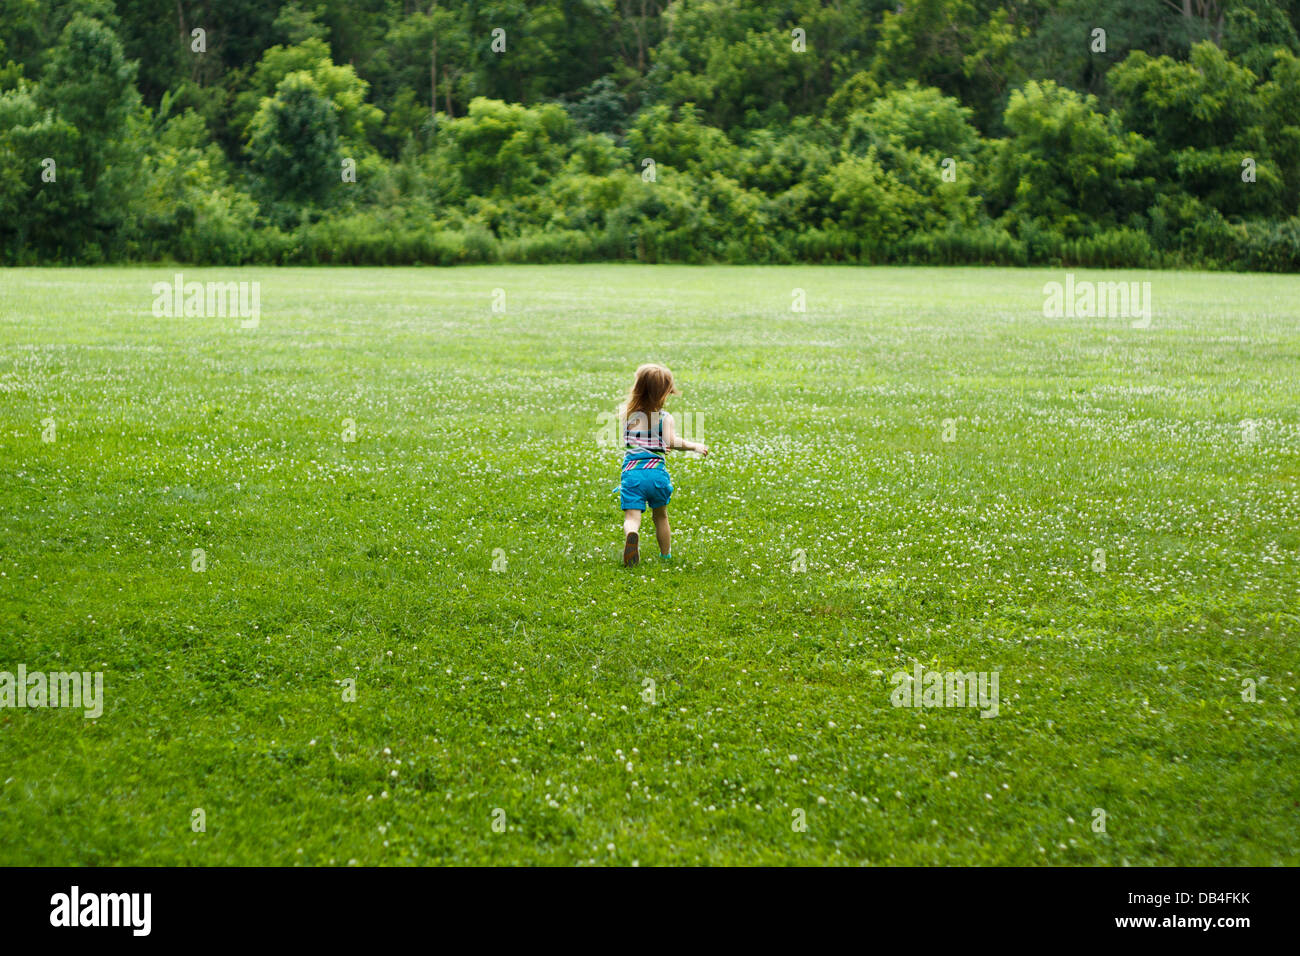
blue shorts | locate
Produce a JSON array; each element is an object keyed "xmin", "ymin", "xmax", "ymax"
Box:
[{"xmin": 620, "ymin": 465, "xmax": 673, "ymax": 511}]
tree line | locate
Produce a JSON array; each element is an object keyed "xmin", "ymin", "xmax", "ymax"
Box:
[{"xmin": 3, "ymin": 0, "xmax": 1300, "ymax": 269}]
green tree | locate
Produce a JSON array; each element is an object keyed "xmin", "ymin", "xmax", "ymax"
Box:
[
  {"xmin": 12, "ymin": 14, "xmax": 139, "ymax": 260},
  {"xmin": 846, "ymin": 82, "xmax": 981, "ymax": 162},
  {"xmin": 247, "ymin": 70, "xmax": 340, "ymax": 214},
  {"xmin": 1021, "ymin": 0, "xmax": 1195, "ymax": 101},
  {"xmin": 1109, "ymin": 41, "xmax": 1258, "ymax": 151},
  {"xmin": 1258, "ymin": 48, "xmax": 1300, "ymax": 214},
  {"xmin": 435, "ymin": 97, "xmax": 574, "ymax": 201},
  {"xmin": 1222, "ymin": 0, "xmax": 1298, "ymax": 74},
  {"xmin": 0, "ymin": 81, "xmax": 78, "ymax": 260},
  {"xmin": 235, "ymin": 38, "xmax": 382, "ymax": 156},
  {"xmin": 648, "ymin": 0, "xmax": 891, "ymax": 132},
  {"xmin": 869, "ymin": 0, "xmax": 1032, "ymax": 132},
  {"xmin": 1109, "ymin": 42, "xmax": 1282, "ymax": 217},
  {"xmin": 131, "ymin": 107, "xmax": 259, "ymax": 262},
  {"xmin": 625, "ymin": 102, "xmax": 740, "ymax": 179},
  {"xmin": 990, "ymin": 79, "xmax": 1153, "ymax": 238}
]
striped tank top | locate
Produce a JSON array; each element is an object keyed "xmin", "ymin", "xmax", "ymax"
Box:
[{"xmin": 622, "ymin": 410, "xmax": 668, "ymax": 472}]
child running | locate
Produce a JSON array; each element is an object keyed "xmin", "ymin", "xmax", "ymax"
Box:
[{"xmin": 617, "ymin": 363, "xmax": 708, "ymax": 567}]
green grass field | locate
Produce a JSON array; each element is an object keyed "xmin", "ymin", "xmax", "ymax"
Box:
[{"xmin": 1, "ymin": 264, "xmax": 1297, "ymax": 866}]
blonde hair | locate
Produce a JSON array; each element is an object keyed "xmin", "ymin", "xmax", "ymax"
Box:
[{"xmin": 620, "ymin": 363, "xmax": 680, "ymax": 423}]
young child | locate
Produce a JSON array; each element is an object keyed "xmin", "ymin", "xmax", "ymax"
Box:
[{"xmin": 618, "ymin": 363, "xmax": 708, "ymax": 567}]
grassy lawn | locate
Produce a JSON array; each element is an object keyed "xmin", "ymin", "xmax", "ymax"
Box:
[{"xmin": 0, "ymin": 264, "xmax": 1296, "ymax": 866}]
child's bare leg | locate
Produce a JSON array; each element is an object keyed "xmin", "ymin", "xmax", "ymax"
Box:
[
  {"xmin": 622, "ymin": 509, "xmax": 643, "ymax": 566},
  {"xmin": 651, "ymin": 506, "xmax": 671, "ymax": 556}
]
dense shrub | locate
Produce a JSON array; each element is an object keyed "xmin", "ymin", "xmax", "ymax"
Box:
[{"xmin": 896, "ymin": 223, "xmax": 1029, "ymax": 266}]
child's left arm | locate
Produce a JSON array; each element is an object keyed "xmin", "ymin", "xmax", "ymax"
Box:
[{"xmin": 662, "ymin": 412, "xmax": 708, "ymax": 457}]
